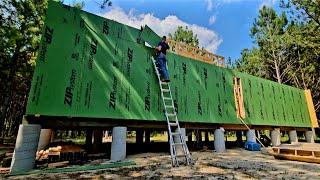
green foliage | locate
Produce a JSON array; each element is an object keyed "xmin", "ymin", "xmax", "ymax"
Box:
[
  {"xmin": 281, "ymin": 0, "xmax": 320, "ymax": 26},
  {"xmin": 236, "ymin": 48, "xmax": 269, "ymax": 78},
  {"xmin": 236, "ymin": 3, "xmax": 320, "ymax": 118},
  {"xmin": 72, "ymin": 1, "xmax": 85, "ymax": 9},
  {"xmin": 169, "ymin": 26, "xmax": 199, "ymax": 47},
  {"xmin": 0, "ymin": 0, "xmax": 48, "ymax": 139}
]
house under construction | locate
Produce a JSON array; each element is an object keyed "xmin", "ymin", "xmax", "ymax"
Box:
[{"xmin": 9, "ymin": 1, "xmax": 319, "ymax": 172}]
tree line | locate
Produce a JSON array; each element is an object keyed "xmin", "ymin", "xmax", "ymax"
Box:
[{"xmin": 235, "ymin": 0, "xmax": 320, "ymax": 120}]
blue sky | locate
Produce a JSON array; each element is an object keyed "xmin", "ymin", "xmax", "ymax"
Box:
[{"xmin": 64, "ymin": 0, "xmax": 281, "ymax": 61}]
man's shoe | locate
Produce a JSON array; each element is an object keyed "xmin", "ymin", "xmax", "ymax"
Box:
[{"xmin": 165, "ymin": 79, "xmax": 170, "ymax": 82}]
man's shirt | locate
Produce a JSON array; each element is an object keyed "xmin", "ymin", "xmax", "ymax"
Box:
[{"xmin": 157, "ymin": 41, "xmax": 170, "ymax": 55}]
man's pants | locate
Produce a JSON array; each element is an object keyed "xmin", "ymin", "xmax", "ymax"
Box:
[{"xmin": 156, "ymin": 53, "xmax": 169, "ymax": 80}]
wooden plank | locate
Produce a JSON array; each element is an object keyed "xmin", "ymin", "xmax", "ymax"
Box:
[
  {"xmin": 26, "ymin": 115, "xmax": 313, "ymax": 131},
  {"xmin": 48, "ymin": 161, "xmax": 69, "ymax": 168},
  {"xmin": 304, "ymin": 90, "xmax": 319, "ymax": 128},
  {"xmin": 273, "ymin": 153, "xmax": 320, "ymax": 164},
  {"xmin": 279, "ymin": 149, "xmax": 296, "ymax": 155},
  {"xmin": 167, "ymin": 39, "xmax": 225, "ymax": 66},
  {"xmin": 297, "ymin": 150, "xmax": 313, "ymax": 156},
  {"xmin": 0, "ymin": 167, "xmax": 10, "ymax": 174}
]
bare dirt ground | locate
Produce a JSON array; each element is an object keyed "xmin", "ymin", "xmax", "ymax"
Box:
[{"xmin": 4, "ymin": 148, "xmax": 320, "ymax": 179}]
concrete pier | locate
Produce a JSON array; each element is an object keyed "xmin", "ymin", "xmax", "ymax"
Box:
[
  {"xmin": 145, "ymin": 130, "xmax": 150, "ymax": 143},
  {"xmin": 136, "ymin": 129, "xmax": 144, "ymax": 144},
  {"xmin": 93, "ymin": 130, "xmax": 103, "ymax": 153},
  {"xmin": 110, "ymin": 126, "xmax": 127, "ymax": 161},
  {"xmin": 305, "ymin": 131, "xmax": 315, "ymax": 143},
  {"xmin": 236, "ymin": 131, "xmax": 243, "ymax": 146},
  {"xmin": 187, "ymin": 130, "xmax": 192, "ymax": 142},
  {"xmin": 289, "ymin": 130, "xmax": 298, "ymax": 144},
  {"xmin": 214, "ymin": 128, "xmax": 225, "ymax": 152},
  {"xmin": 271, "ymin": 128, "xmax": 281, "ymax": 146},
  {"xmin": 205, "ymin": 131, "xmax": 209, "ymax": 142},
  {"xmin": 195, "ymin": 130, "xmax": 202, "ymax": 148},
  {"xmin": 246, "ymin": 129, "xmax": 256, "ymax": 143},
  {"xmin": 85, "ymin": 130, "xmax": 93, "ymax": 152},
  {"xmin": 173, "ymin": 128, "xmax": 185, "ymax": 155},
  {"xmin": 37, "ymin": 129, "xmax": 52, "ymax": 151},
  {"xmin": 10, "ymin": 124, "xmax": 41, "ymax": 173}
]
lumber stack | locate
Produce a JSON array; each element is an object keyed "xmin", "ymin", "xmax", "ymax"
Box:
[
  {"xmin": 272, "ymin": 143, "xmax": 320, "ymax": 164},
  {"xmin": 36, "ymin": 144, "xmax": 87, "ymax": 166},
  {"xmin": 0, "ymin": 167, "xmax": 10, "ymax": 174},
  {"xmin": 0, "ymin": 149, "xmax": 13, "ymax": 169}
]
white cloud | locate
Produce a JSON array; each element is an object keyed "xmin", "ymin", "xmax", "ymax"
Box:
[
  {"xmin": 204, "ymin": 0, "xmax": 213, "ymax": 11},
  {"xmin": 259, "ymin": 0, "xmax": 276, "ymax": 9},
  {"xmin": 209, "ymin": 15, "xmax": 216, "ymax": 25},
  {"xmin": 103, "ymin": 7, "xmax": 222, "ymax": 53},
  {"xmin": 219, "ymin": 0, "xmax": 276, "ymax": 8}
]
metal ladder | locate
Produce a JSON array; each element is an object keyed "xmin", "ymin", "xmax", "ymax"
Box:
[{"xmin": 151, "ymin": 56, "xmax": 192, "ymax": 166}]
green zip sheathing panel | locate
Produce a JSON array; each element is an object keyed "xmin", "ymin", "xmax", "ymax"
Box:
[{"xmin": 26, "ymin": 1, "xmax": 312, "ymax": 128}]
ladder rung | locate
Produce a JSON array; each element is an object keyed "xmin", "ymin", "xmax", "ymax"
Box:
[
  {"xmin": 175, "ymin": 154, "xmax": 188, "ymax": 158},
  {"xmin": 171, "ymin": 132, "xmax": 180, "ymax": 136},
  {"xmin": 169, "ymin": 122, "xmax": 178, "ymax": 126},
  {"xmin": 163, "ymin": 97, "xmax": 171, "ymax": 100},
  {"xmin": 172, "ymin": 143, "xmax": 183, "ymax": 145},
  {"xmin": 162, "ymin": 89, "xmax": 170, "ymax": 92},
  {"xmin": 165, "ymin": 105, "xmax": 174, "ymax": 109},
  {"xmin": 166, "ymin": 113, "xmax": 176, "ymax": 116}
]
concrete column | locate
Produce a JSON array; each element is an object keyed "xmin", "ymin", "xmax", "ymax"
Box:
[
  {"xmin": 289, "ymin": 130, "xmax": 298, "ymax": 144},
  {"xmin": 214, "ymin": 128, "xmax": 225, "ymax": 153},
  {"xmin": 145, "ymin": 130, "xmax": 150, "ymax": 143},
  {"xmin": 174, "ymin": 128, "xmax": 185, "ymax": 155},
  {"xmin": 85, "ymin": 129, "xmax": 93, "ymax": 152},
  {"xmin": 136, "ymin": 129, "xmax": 144, "ymax": 144},
  {"xmin": 50, "ymin": 130, "xmax": 55, "ymax": 142},
  {"xmin": 271, "ymin": 128, "xmax": 281, "ymax": 147},
  {"xmin": 93, "ymin": 130, "xmax": 103, "ymax": 153},
  {"xmin": 180, "ymin": 128, "xmax": 186, "ymax": 142},
  {"xmin": 104, "ymin": 131, "xmax": 108, "ymax": 138},
  {"xmin": 10, "ymin": 124, "xmax": 41, "ymax": 173},
  {"xmin": 305, "ymin": 131, "xmax": 315, "ymax": 143},
  {"xmin": 195, "ymin": 130, "xmax": 202, "ymax": 149},
  {"xmin": 110, "ymin": 126, "xmax": 127, "ymax": 161},
  {"xmin": 236, "ymin": 131, "xmax": 243, "ymax": 146},
  {"xmin": 37, "ymin": 129, "xmax": 52, "ymax": 151},
  {"xmin": 246, "ymin": 129, "xmax": 256, "ymax": 143},
  {"xmin": 187, "ymin": 130, "xmax": 192, "ymax": 142},
  {"xmin": 256, "ymin": 130, "xmax": 261, "ymax": 139},
  {"xmin": 205, "ymin": 131, "xmax": 209, "ymax": 142}
]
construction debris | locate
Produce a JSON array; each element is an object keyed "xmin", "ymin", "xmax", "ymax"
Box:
[
  {"xmin": 36, "ymin": 143, "xmax": 87, "ymax": 167},
  {"xmin": 0, "ymin": 167, "xmax": 9, "ymax": 174},
  {"xmin": 0, "ymin": 148, "xmax": 13, "ymax": 168}
]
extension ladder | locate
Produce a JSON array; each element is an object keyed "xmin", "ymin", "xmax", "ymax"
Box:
[{"xmin": 151, "ymin": 56, "xmax": 192, "ymax": 166}]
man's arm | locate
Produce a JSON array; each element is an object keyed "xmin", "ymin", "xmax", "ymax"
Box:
[
  {"xmin": 155, "ymin": 45, "xmax": 162, "ymax": 51},
  {"xmin": 155, "ymin": 42, "xmax": 162, "ymax": 51}
]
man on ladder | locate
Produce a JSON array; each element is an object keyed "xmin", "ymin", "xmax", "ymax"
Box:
[
  {"xmin": 155, "ymin": 36, "xmax": 170, "ymax": 82},
  {"xmin": 151, "ymin": 35, "xmax": 192, "ymax": 166}
]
